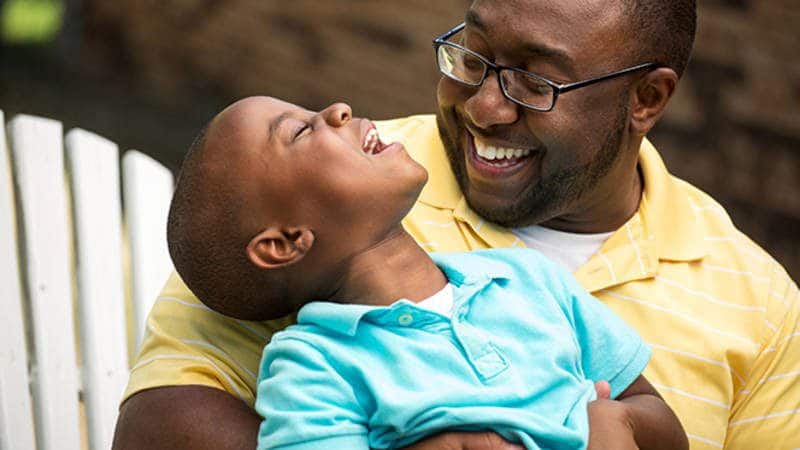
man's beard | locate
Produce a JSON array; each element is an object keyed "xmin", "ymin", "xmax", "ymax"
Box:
[{"xmin": 438, "ymin": 104, "xmax": 628, "ymax": 229}]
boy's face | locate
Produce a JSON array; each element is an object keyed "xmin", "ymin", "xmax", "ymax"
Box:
[{"xmin": 205, "ymin": 96, "xmax": 428, "ymax": 273}]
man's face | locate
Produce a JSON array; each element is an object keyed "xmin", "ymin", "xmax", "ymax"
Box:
[
  {"xmin": 206, "ymin": 96, "xmax": 428, "ymax": 262},
  {"xmin": 436, "ymin": 0, "xmax": 636, "ymax": 229}
]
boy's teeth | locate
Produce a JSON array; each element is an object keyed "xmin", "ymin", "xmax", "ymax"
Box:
[
  {"xmin": 474, "ymin": 138, "xmax": 532, "ymax": 161},
  {"xmin": 363, "ymin": 128, "xmax": 379, "ymax": 154}
]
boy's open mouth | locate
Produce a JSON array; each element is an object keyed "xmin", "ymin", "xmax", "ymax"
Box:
[{"xmin": 362, "ymin": 122, "xmax": 390, "ymax": 155}]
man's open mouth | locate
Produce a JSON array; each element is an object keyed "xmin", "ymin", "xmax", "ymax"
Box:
[{"xmin": 362, "ymin": 122, "xmax": 390, "ymax": 155}]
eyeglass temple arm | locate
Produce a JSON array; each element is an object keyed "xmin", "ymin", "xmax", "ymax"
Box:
[
  {"xmin": 433, "ymin": 22, "xmax": 467, "ymax": 46},
  {"xmin": 557, "ymin": 63, "xmax": 658, "ymax": 93}
]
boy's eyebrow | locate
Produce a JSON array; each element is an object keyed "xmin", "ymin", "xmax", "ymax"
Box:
[{"xmin": 268, "ymin": 111, "xmax": 293, "ymax": 143}]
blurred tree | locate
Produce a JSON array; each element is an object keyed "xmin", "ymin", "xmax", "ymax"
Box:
[{"xmin": 1, "ymin": 0, "xmax": 63, "ymax": 43}]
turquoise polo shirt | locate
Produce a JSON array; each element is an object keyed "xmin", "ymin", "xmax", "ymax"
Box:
[{"xmin": 255, "ymin": 248, "xmax": 651, "ymax": 450}]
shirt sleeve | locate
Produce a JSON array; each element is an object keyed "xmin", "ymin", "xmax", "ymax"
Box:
[
  {"xmin": 552, "ymin": 263, "xmax": 651, "ymax": 399},
  {"xmin": 724, "ymin": 264, "xmax": 800, "ymax": 450},
  {"xmin": 123, "ymin": 271, "xmax": 292, "ymax": 408},
  {"xmin": 256, "ymin": 336, "xmax": 370, "ymax": 450}
]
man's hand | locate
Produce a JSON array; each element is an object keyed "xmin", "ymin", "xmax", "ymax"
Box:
[
  {"xmin": 112, "ymin": 385, "xmax": 261, "ymax": 450},
  {"xmin": 401, "ymin": 432, "xmax": 524, "ymax": 450}
]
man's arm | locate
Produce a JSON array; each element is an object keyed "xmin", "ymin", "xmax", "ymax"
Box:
[
  {"xmin": 112, "ymin": 386, "xmax": 261, "ymax": 450},
  {"xmin": 724, "ymin": 269, "xmax": 800, "ymax": 449},
  {"xmin": 111, "ymin": 379, "xmax": 622, "ymax": 450},
  {"xmin": 113, "ymin": 386, "xmax": 525, "ymax": 450},
  {"xmin": 588, "ymin": 376, "xmax": 688, "ymax": 450}
]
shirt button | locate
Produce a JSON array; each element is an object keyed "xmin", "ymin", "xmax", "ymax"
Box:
[{"xmin": 397, "ymin": 313, "xmax": 414, "ymax": 326}]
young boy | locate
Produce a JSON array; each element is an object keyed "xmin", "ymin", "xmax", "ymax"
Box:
[{"xmin": 166, "ymin": 96, "xmax": 688, "ymax": 450}]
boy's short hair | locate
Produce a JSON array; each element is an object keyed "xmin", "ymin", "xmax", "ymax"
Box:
[{"xmin": 167, "ymin": 125, "xmax": 289, "ymax": 320}]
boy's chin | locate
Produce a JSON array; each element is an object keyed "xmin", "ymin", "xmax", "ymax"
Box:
[{"xmin": 404, "ymin": 165, "xmax": 429, "ymax": 199}]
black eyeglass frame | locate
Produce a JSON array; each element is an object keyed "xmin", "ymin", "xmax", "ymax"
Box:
[{"xmin": 433, "ymin": 22, "xmax": 659, "ymax": 112}]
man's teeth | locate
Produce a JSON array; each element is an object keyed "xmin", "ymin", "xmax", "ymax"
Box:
[{"xmin": 474, "ymin": 139, "xmax": 532, "ymax": 161}]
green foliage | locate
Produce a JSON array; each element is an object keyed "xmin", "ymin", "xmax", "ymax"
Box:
[{"xmin": 1, "ymin": 0, "xmax": 64, "ymax": 44}]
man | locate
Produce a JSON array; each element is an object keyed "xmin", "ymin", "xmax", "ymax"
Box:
[{"xmin": 113, "ymin": 1, "xmax": 799, "ymax": 449}]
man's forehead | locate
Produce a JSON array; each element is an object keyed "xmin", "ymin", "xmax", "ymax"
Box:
[
  {"xmin": 469, "ymin": 0, "xmax": 620, "ymax": 24},
  {"xmin": 466, "ymin": 0, "xmax": 627, "ymax": 69}
]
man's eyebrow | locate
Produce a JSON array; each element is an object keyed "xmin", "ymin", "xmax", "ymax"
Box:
[
  {"xmin": 520, "ymin": 42, "xmax": 574, "ymax": 77},
  {"xmin": 465, "ymin": 10, "xmax": 485, "ymax": 31},
  {"xmin": 465, "ymin": 9, "xmax": 575, "ymax": 78},
  {"xmin": 268, "ymin": 111, "xmax": 293, "ymax": 143}
]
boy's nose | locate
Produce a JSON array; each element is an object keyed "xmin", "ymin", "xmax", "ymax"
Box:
[{"xmin": 321, "ymin": 102, "xmax": 352, "ymax": 126}]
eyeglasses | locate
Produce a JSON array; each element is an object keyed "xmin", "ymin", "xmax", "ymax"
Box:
[{"xmin": 433, "ymin": 22, "xmax": 658, "ymax": 112}]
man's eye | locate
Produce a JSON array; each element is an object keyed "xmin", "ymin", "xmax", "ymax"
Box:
[{"xmin": 294, "ymin": 124, "xmax": 311, "ymax": 140}]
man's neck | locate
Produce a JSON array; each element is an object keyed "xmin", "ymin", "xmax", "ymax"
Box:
[
  {"xmin": 542, "ymin": 140, "xmax": 644, "ymax": 234},
  {"xmin": 329, "ymin": 228, "xmax": 448, "ymax": 307}
]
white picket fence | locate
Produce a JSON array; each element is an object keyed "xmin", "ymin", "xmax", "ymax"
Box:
[{"xmin": 0, "ymin": 111, "xmax": 174, "ymax": 450}]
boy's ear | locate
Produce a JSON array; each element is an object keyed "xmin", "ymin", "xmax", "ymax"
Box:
[{"xmin": 246, "ymin": 227, "xmax": 315, "ymax": 270}]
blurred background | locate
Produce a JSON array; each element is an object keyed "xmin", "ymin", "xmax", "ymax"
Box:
[{"xmin": 1, "ymin": 0, "xmax": 798, "ymax": 278}]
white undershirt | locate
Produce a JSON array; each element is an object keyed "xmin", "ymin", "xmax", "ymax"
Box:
[
  {"xmin": 416, "ymin": 283, "xmax": 455, "ymax": 317},
  {"xmin": 413, "ymin": 225, "xmax": 611, "ymax": 315},
  {"xmin": 511, "ymin": 225, "xmax": 614, "ymax": 273}
]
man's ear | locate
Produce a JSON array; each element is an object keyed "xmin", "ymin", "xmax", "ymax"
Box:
[
  {"xmin": 246, "ymin": 227, "xmax": 315, "ymax": 270},
  {"xmin": 630, "ymin": 67, "xmax": 678, "ymax": 137}
]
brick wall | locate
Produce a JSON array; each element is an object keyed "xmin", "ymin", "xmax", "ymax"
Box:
[
  {"xmin": 652, "ymin": 0, "xmax": 800, "ymax": 277},
  {"xmin": 84, "ymin": 0, "xmax": 467, "ymax": 117},
  {"xmin": 82, "ymin": 0, "xmax": 800, "ymax": 277}
]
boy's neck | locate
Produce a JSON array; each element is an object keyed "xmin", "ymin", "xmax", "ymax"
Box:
[{"xmin": 329, "ymin": 227, "xmax": 447, "ymax": 307}]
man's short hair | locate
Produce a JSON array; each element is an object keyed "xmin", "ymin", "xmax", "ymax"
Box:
[{"xmin": 622, "ymin": 0, "xmax": 697, "ymax": 78}]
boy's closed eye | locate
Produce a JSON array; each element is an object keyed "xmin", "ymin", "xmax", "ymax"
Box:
[{"xmin": 294, "ymin": 123, "xmax": 311, "ymax": 140}]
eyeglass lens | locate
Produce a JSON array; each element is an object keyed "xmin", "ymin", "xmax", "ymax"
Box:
[{"xmin": 436, "ymin": 45, "xmax": 555, "ymax": 110}]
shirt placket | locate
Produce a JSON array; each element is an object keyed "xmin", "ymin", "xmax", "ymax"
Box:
[{"xmin": 449, "ymin": 279, "xmax": 510, "ymax": 382}]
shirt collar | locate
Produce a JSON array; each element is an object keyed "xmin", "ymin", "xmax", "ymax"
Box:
[
  {"xmin": 430, "ymin": 251, "xmax": 514, "ymax": 284},
  {"xmin": 636, "ymin": 139, "xmax": 707, "ymax": 262},
  {"xmin": 296, "ymin": 255, "xmax": 511, "ymax": 337},
  {"xmin": 572, "ymin": 141, "xmax": 709, "ymax": 292},
  {"xmin": 296, "ymin": 301, "xmax": 376, "ymax": 337}
]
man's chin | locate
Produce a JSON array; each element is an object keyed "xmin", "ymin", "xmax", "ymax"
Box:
[{"xmin": 462, "ymin": 191, "xmax": 541, "ymax": 228}]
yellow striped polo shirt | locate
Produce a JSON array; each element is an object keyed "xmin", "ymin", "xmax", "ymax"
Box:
[{"xmin": 125, "ymin": 114, "xmax": 799, "ymax": 450}]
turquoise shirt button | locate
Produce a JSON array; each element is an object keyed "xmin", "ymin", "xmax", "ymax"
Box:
[{"xmin": 397, "ymin": 313, "xmax": 414, "ymax": 326}]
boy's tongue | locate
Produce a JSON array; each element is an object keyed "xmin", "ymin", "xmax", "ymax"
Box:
[{"xmin": 373, "ymin": 139, "xmax": 389, "ymax": 155}]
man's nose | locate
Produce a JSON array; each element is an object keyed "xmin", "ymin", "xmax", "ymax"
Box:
[
  {"xmin": 321, "ymin": 102, "xmax": 352, "ymax": 127},
  {"xmin": 463, "ymin": 73, "xmax": 519, "ymax": 129}
]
